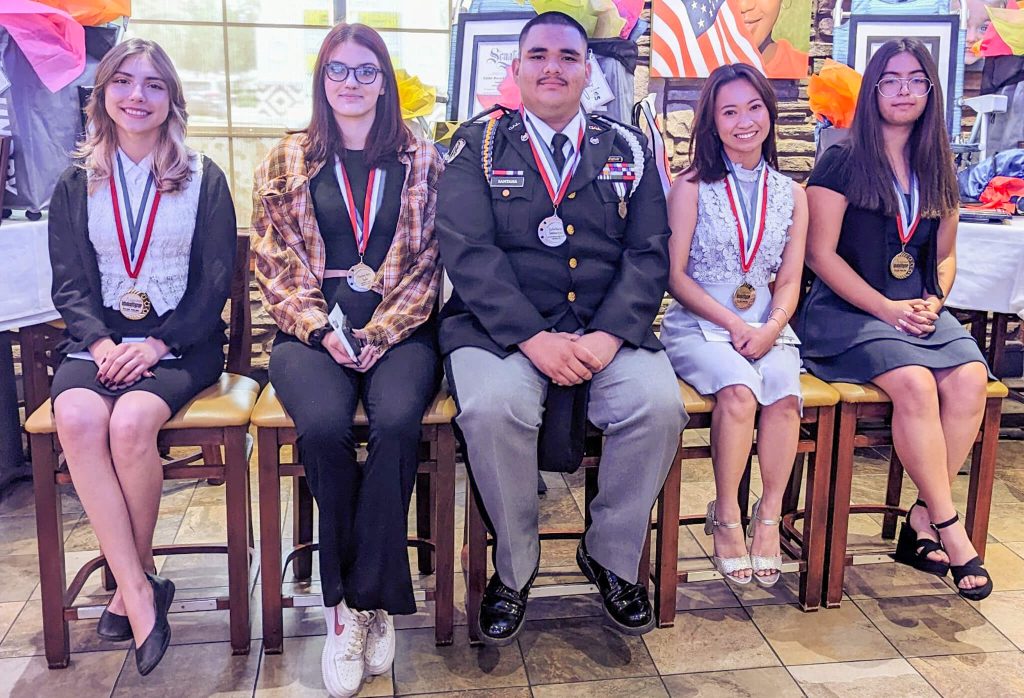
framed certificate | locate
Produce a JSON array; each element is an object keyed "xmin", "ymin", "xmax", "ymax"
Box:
[{"xmin": 450, "ymin": 12, "xmax": 534, "ymax": 122}]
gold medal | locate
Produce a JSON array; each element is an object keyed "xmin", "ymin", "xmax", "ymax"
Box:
[
  {"xmin": 732, "ymin": 283, "xmax": 756, "ymax": 310},
  {"xmin": 618, "ymin": 199, "xmax": 628, "ymax": 219},
  {"xmin": 889, "ymin": 250, "xmax": 915, "ymax": 280},
  {"xmin": 347, "ymin": 262, "xmax": 376, "ymax": 292},
  {"xmin": 119, "ymin": 288, "xmax": 151, "ymax": 320}
]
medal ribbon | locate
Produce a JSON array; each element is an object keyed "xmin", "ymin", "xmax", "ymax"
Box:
[
  {"xmin": 723, "ymin": 165, "xmax": 769, "ymax": 274},
  {"xmin": 109, "ymin": 173, "xmax": 161, "ymax": 281},
  {"xmin": 113, "ymin": 152, "xmax": 157, "ymax": 260},
  {"xmin": 523, "ymin": 113, "xmax": 585, "ymax": 209},
  {"xmin": 893, "ymin": 173, "xmax": 920, "ymax": 245},
  {"xmin": 335, "ymin": 155, "xmax": 387, "ymax": 258}
]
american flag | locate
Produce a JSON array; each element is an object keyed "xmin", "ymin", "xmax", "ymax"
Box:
[{"xmin": 651, "ymin": 0, "xmax": 766, "ymax": 78}]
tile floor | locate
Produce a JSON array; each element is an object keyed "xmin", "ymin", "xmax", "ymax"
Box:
[{"xmin": 2, "ymin": 419, "xmax": 1024, "ymax": 697}]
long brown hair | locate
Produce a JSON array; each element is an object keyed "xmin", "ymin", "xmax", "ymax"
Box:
[
  {"xmin": 685, "ymin": 63, "xmax": 779, "ymax": 183},
  {"xmin": 842, "ymin": 39, "xmax": 958, "ymax": 218},
  {"xmin": 301, "ymin": 22, "xmax": 412, "ymax": 167},
  {"xmin": 74, "ymin": 38, "xmax": 191, "ymax": 194}
]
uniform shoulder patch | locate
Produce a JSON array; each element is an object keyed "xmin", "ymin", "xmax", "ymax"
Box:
[{"xmin": 444, "ymin": 138, "xmax": 466, "ymax": 164}]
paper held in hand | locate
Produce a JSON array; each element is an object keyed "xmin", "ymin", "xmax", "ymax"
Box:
[
  {"xmin": 328, "ymin": 304, "xmax": 365, "ymax": 362},
  {"xmin": 697, "ymin": 319, "xmax": 801, "ymax": 346}
]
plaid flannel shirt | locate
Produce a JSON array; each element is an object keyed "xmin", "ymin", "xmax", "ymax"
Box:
[{"xmin": 251, "ymin": 133, "xmax": 443, "ymax": 348}]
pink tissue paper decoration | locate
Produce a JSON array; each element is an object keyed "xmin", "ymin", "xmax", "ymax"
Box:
[
  {"xmin": 613, "ymin": 0, "xmax": 644, "ymax": 37},
  {"xmin": 0, "ymin": 0, "xmax": 85, "ymax": 93}
]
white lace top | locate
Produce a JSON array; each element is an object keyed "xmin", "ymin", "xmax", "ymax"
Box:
[
  {"xmin": 687, "ymin": 165, "xmax": 794, "ymax": 287},
  {"xmin": 87, "ymin": 150, "xmax": 203, "ymax": 316}
]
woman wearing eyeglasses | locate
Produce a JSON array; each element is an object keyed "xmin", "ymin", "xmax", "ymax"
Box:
[
  {"xmin": 251, "ymin": 22, "xmax": 442, "ymax": 698},
  {"xmin": 797, "ymin": 39, "xmax": 993, "ymax": 601}
]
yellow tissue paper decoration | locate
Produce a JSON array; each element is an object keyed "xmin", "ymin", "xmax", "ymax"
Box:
[{"xmin": 396, "ymin": 69, "xmax": 437, "ymax": 121}]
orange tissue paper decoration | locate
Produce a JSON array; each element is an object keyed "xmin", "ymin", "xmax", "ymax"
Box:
[
  {"xmin": 33, "ymin": 0, "xmax": 130, "ymax": 26},
  {"xmin": 808, "ymin": 59, "xmax": 862, "ymax": 129}
]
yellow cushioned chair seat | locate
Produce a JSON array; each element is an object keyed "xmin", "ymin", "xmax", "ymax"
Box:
[
  {"xmin": 25, "ymin": 372, "xmax": 260, "ymax": 435},
  {"xmin": 251, "ymin": 383, "xmax": 457, "ymax": 429},
  {"xmin": 677, "ymin": 374, "xmax": 839, "ymax": 413},
  {"xmin": 831, "ymin": 379, "xmax": 1008, "ymax": 404}
]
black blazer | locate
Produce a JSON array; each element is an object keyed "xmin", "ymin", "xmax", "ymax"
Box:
[
  {"xmin": 48, "ymin": 156, "xmax": 237, "ymax": 355},
  {"xmin": 435, "ymin": 109, "xmax": 671, "ymax": 357}
]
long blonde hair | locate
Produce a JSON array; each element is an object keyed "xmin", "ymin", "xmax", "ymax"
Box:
[{"xmin": 75, "ymin": 38, "xmax": 192, "ymax": 194}]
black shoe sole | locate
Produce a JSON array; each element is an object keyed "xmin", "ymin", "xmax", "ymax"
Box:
[
  {"xmin": 96, "ymin": 610, "xmax": 133, "ymax": 642},
  {"xmin": 576, "ymin": 543, "xmax": 656, "ymax": 636},
  {"xmin": 475, "ymin": 622, "xmax": 523, "ymax": 647}
]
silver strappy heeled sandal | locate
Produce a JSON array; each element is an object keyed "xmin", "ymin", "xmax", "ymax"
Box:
[
  {"xmin": 746, "ymin": 498, "xmax": 783, "ymax": 588},
  {"xmin": 705, "ymin": 501, "xmax": 752, "ymax": 585}
]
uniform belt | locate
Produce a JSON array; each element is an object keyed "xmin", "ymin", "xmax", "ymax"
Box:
[{"xmin": 323, "ymin": 269, "xmax": 352, "ymax": 279}]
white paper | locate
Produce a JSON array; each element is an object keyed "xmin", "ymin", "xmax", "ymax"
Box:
[
  {"xmin": 67, "ymin": 337, "xmax": 179, "ymax": 362},
  {"xmin": 697, "ymin": 320, "xmax": 801, "ymax": 346},
  {"xmin": 582, "ymin": 56, "xmax": 614, "ymax": 112},
  {"xmin": 328, "ymin": 304, "xmax": 359, "ymax": 362}
]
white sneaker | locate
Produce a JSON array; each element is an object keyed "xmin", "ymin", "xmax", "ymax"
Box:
[
  {"xmin": 363, "ymin": 610, "xmax": 395, "ymax": 676},
  {"xmin": 321, "ymin": 603, "xmax": 371, "ymax": 698}
]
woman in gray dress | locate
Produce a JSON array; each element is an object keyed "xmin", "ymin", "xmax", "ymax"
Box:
[
  {"xmin": 798, "ymin": 39, "xmax": 993, "ymax": 600},
  {"xmin": 662, "ymin": 64, "xmax": 808, "ymax": 587}
]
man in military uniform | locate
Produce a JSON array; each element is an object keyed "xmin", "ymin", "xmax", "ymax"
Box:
[{"xmin": 435, "ymin": 11, "xmax": 687, "ymax": 645}]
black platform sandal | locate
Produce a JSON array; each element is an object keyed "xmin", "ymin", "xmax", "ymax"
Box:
[
  {"xmin": 933, "ymin": 513, "xmax": 993, "ymax": 602},
  {"xmin": 892, "ymin": 499, "xmax": 949, "ymax": 577}
]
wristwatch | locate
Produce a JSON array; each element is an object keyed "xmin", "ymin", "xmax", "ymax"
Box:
[{"xmin": 308, "ymin": 325, "xmax": 331, "ymax": 348}]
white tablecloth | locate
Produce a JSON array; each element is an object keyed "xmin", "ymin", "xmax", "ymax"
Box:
[
  {"xmin": 0, "ymin": 216, "xmax": 59, "ymax": 333},
  {"xmin": 948, "ymin": 215, "xmax": 1024, "ymax": 319}
]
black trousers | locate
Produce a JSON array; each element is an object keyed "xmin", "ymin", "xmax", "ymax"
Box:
[{"xmin": 269, "ymin": 325, "xmax": 439, "ymax": 614}]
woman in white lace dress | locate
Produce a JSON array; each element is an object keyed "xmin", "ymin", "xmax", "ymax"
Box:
[
  {"xmin": 660, "ymin": 64, "xmax": 807, "ymax": 587},
  {"xmin": 47, "ymin": 39, "xmax": 236, "ymax": 675}
]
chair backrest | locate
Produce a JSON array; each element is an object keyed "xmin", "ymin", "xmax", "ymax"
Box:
[{"xmin": 226, "ymin": 232, "xmax": 252, "ymax": 376}]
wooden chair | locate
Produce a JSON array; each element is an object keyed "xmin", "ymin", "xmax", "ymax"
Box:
[
  {"xmin": 22, "ymin": 234, "xmax": 260, "ymax": 669},
  {"xmin": 462, "ymin": 411, "xmax": 684, "ymax": 646},
  {"xmin": 252, "ymin": 384, "xmax": 458, "ymax": 650},
  {"xmin": 822, "ymin": 379, "xmax": 1008, "ymax": 607},
  {"xmin": 652, "ymin": 375, "xmax": 838, "ymax": 622}
]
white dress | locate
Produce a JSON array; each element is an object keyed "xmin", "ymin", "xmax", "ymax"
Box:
[{"xmin": 661, "ymin": 165, "xmax": 802, "ymax": 408}]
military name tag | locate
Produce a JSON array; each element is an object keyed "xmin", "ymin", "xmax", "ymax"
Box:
[{"xmin": 490, "ymin": 171, "xmax": 525, "ymax": 187}]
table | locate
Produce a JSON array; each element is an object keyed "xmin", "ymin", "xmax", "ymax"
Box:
[
  {"xmin": 0, "ymin": 215, "xmax": 57, "ymax": 492},
  {"xmin": 949, "ymin": 215, "xmax": 1024, "ymax": 319}
]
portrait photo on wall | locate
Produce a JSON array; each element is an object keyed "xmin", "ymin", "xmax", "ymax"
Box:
[
  {"xmin": 650, "ymin": 0, "xmax": 812, "ymax": 79},
  {"xmin": 847, "ymin": 14, "xmax": 960, "ymax": 131}
]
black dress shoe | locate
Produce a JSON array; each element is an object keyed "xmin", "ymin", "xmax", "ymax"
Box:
[
  {"xmin": 478, "ymin": 567, "xmax": 538, "ymax": 646},
  {"xmin": 133, "ymin": 574, "xmax": 175, "ymax": 676},
  {"xmin": 96, "ymin": 607, "xmax": 132, "ymax": 642},
  {"xmin": 577, "ymin": 540, "xmax": 655, "ymax": 635}
]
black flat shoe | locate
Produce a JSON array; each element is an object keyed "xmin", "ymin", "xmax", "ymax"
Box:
[
  {"xmin": 96, "ymin": 607, "xmax": 132, "ymax": 642},
  {"xmin": 892, "ymin": 499, "xmax": 950, "ymax": 577},
  {"xmin": 933, "ymin": 514, "xmax": 994, "ymax": 602},
  {"xmin": 133, "ymin": 574, "xmax": 175, "ymax": 676},
  {"xmin": 576, "ymin": 540, "xmax": 655, "ymax": 635},
  {"xmin": 478, "ymin": 566, "xmax": 537, "ymax": 646}
]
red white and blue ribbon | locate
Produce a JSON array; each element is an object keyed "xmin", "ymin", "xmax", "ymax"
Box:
[{"xmin": 335, "ymin": 155, "xmax": 387, "ymax": 257}]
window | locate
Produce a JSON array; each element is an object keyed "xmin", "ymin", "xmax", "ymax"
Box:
[{"xmin": 128, "ymin": 0, "xmax": 452, "ymax": 223}]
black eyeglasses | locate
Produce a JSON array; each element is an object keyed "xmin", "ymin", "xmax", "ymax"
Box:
[
  {"xmin": 324, "ymin": 62, "xmax": 383, "ymax": 84},
  {"xmin": 876, "ymin": 77, "xmax": 933, "ymax": 98}
]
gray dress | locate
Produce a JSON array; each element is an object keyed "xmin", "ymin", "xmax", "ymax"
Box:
[
  {"xmin": 795, "ymin": 145, "xmax": 990, "ymax": 382},
  {"xmin": 661, "ymin": 165, "xmax": 803, "ymax": 408}
]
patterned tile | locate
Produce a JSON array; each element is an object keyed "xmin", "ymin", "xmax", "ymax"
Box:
[
  {"xmin": 661, "ymin": 667, "xmax": 802, "ymax": 697},
  {"xmin": 393, "ymin": 627, "xmax": 527, "ymax": 695},
  {"xmin": 749, "ymin": 602, "xmax": 899, "ymax": 665},
  {"xmin": 519, "ymin": 617, "xmax": 657, "ymax": 685},
  {"xmin": 642, "ymin": 608, "xmax": 778, "ymax": 675},
  {"xmin": 788, "ymin": 658, "xmax": 938, "ymax": 697},
  {"xmin": 909, "ymin": 650, "xmax": 1024, "ymax": 696}
]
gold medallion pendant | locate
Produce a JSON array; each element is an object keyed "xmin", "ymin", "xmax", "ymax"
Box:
[
  {"xmin": 732, "ymin": 283, "xmax": 756, "ymax": 310},
  {"xmin": 889, "ymin": 251, "xmax": 915, "ymax": 280},
  {"xmin": 119, "ymin": 288, "xmax": 151, "ymax": 320}
]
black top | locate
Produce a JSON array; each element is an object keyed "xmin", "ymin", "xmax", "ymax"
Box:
[
  {"xmin": 435, "ymin": 110, "xmax": 670, "ymax": 357},
  {"xmin": 807, "ymin": 143, "xmax": 943, "ymax": 299},
  {"xmin": 310, "ymin": 148, "xmax": 403, "ymax": 328},
  {"xmin": 48, "ymin": 157, "xmax": 237, "ymax": 356}
]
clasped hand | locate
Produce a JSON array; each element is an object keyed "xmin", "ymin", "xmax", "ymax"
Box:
[
  {"xmin": 323, "ymin": 330, "xmax": 383, "ymax": 373},
  {"xmin": 880, "ymin": 298, "xmax": 939, "ymax": 336},
  {"xmin": 728, "ymin": 321, "xmax": 778, "ymax": 360},
  {"xmin": 519, "ymin": 330, "xmax": 622, "ymax": 386},
  {"xmin": 92, "ymin": 338, "xmax": 163, "ymax": 389}
]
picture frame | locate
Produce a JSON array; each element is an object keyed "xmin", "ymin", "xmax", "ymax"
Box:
[
  {"xmin": 847, "ymin": 15, "xmax": 960, "ymax": 133},
  {"xmin": 450, "ymin": 11, "xmax": 534, "ymax": 122}
]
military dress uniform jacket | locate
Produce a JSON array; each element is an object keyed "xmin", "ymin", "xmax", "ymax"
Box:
[{"xmin": 435, "ymin": 109, "xmax": 671, "ymax": 358}]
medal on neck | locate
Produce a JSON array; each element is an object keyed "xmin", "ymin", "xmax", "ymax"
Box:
[
  {"xmin": 523, "ymin": 114, "xmax": 585, "ymax": 248},
  {"xmin": 335, "ymin": 154, "xmax": 386, "ymax": 293},
  {"xmin": 110, "ymin": 153, "xmax": 161, "ymax": 320},
  {"xmin": 890, "ymin": 174, "xmax": 920, "ymax": 280},
  {"xmin": 723, "ymin": 158, "xmax": 769, "ymax": 311}
]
